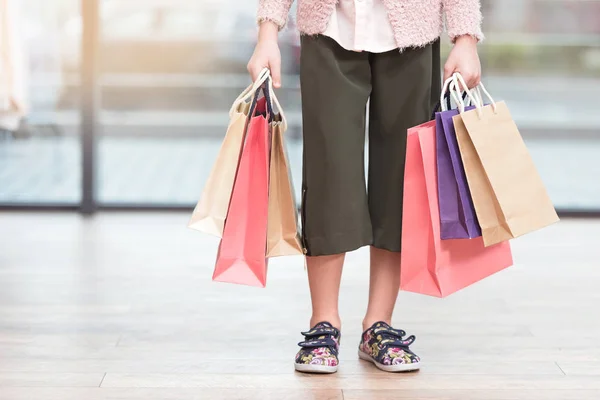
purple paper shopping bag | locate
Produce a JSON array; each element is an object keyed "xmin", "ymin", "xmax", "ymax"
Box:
[{"xmin": 435, "ymin": 82, "xmax": 481, "ymax": 240}]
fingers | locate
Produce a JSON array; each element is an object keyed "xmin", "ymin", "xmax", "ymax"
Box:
[
  {"xmin": 270, "ymin": 57, "xmax": 282, "ymax": 88},
  {"xmin": 445, "ymin": 66, "xmax": 481, "ymax": 90},
  {"xmin": 443, "ymin": 63, "xmax": 455, "ymax": 85},
  {"xmin": 247, "ymin": 62, "xmax": 282, "ymax": 87},
  {"xmin": 247, "ymin": 42, "xmax": 282, "ymax": 88},
  {"xmin": 247, "ymin": 61, "xmax": 263, "ymax": 83},
  {"xmin": 248, "ymin": 61, "xmax": 280, "ymax": 87},
  {"xmin": 462, "ymin": 71, "xmax": 481, "ymax": 89}
]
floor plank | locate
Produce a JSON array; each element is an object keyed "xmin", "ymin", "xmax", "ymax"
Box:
[
  {"xmin": 0, "ymin": 357, "xmax": 563, "ymax": 375},
  {"xmin": 343, "ymin": 389, "xmax": 600, "ymax": 400},
  {"xmin": 555, "ymin": 361, "xmax": 600, "ymax": 376},
  {"xmin": 100, "ymin": 373, "xmax": 600, "ymax": 390},
  {"xmin": 0, "ymin": 373, "xmax": 104, "ymax": 387},
  {"xmin": 0, "ymin": 388, "xmax": 342, "ymax": 400}
]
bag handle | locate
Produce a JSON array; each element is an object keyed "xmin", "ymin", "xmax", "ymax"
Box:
[
  {"xmin": 248, "ymin": 77, "xmax": 275, "ymax": 122},
  {"xmin": 229, "ymin": 68, "xmax": 287, "ymax": 132},
  {"xmin": 431, "ymin": 93, "xmax": 453, "ymax": 120},
  {"xmin": 449, "ymin": 75, "xmax": 469, "ymax": 113},
  {"xmin": 266, "ymin": 74, "xmax": 288, "ymax": 132},
  {"xmin": 430, "ymin": 76, "xmax": 471, "ymax": 119},
  {"xmin": 452, "ymin": 73, "xmax": 497, "ymax": 116},
  {"xmin": 440, "ymin": 76, "xmax": 456, "ymax": 112},
  {"xmin": 229, "ymin": 68, "xmax": 271, "ymax": 118},
  {"xmin": 430, "ymin": 77, "xmax": 453, "ymax": 118}
]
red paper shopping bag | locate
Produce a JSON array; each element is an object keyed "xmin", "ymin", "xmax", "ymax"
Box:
[
  {"xmin": 400, "ymin": 120, "xmax": 513, "ymax": 297},
  {"xmin": 213, "ymin": 95, "xmax": 271, "ymax": 287}
]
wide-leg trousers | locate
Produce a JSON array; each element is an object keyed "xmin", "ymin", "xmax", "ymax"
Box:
[{"xmin": 300, "ymin": 35, "xmax": 441, "ymax": 256}]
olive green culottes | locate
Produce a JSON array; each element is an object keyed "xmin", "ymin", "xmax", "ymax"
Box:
[{"xmin": 300, "ymin": 35, "xmax": 441, "ymax": 256}]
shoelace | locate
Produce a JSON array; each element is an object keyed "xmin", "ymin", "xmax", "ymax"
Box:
[{"xmin": 297, "ymin": 327, "xmax": 339, "ymax": 356}]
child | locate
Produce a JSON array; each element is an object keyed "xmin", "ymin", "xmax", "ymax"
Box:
[{"xmin": 248, "ymin": 0, "xmax": 483, "ymax": 373}]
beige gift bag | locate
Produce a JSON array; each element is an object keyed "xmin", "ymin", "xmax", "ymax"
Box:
[
  {"xmin": 188, "ymin": 70, "xmax": 270, "ymax": 236},
  {"xmin": 266, "ymin": 120, "xmax": 302, "ymax": 257},
  {"xmin": 451, "ymin": 74, "xmax": 559, "ymax": 247}
]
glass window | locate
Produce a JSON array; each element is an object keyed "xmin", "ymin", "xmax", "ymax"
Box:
[
  {"xmin": 11, "ymin": 0, "xmax": 593, "ymax": 210},
  {"xmin": 95, "ymin": 0, "xmax": 600, "ymax": 211},
  {"xmin": 478, "ymin": 0, "xmax": 600, "ymax": 210},
  {"xmin": 96, "ymin": 0, "xmax": 301, "ymax": 205},
  {"xmin": 0, "ymin": 0, "xmax": 81, "ymax": 204}
]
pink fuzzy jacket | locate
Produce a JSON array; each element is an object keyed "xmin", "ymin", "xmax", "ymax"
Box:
[{"xmin": 257, "ymin": 0, "xmax": 483, "ymax": 49}]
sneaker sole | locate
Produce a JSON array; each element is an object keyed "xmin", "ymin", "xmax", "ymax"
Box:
[
  {"xmin": 358, "ymin": 350, "xmax": 421, "ymax": 372},
  {"xmin": 294, "ymin": 363, "xmax": 338, "ymax": 374}
]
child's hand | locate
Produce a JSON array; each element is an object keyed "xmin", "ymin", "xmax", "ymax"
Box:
[
  {"xmin": 247, "ymin": 21, "xmax": 282, "ymax": 88},
  {"xmin": 443, "ymin": 35, "xmax": 481, "ymax": 90}
]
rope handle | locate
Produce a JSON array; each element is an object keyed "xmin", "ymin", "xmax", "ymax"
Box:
[
  {"xmin": 266, "ymin": 74, "xmax": 288, "ymax": 132},
  {"xmin": 452, "ymin": 72, "xmax": 498, "ymax": 116},
  {"xmin": 229, "ymin": 68, "xmax": 271, "ymax": 118},
  {"xmin": 229, "ymin": 68, "xmax": 287, "ymax": 131}
]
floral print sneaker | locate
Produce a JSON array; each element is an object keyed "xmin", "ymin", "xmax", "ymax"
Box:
[
  {"xmin": 294, "ymin": 322, "xmax": 340, "ymax": 374},
  {"xmin": 358, "ymin": 321, "xmax": 421, "ymax": 372}
]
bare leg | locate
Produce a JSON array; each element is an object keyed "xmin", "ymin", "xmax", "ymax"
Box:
[
  {"xmin": 362, "ymin": 247, "xmax": 401, "ymax": 331},
  {"xmin": 307, "ymin": 254, "xmax": 345, "ymax": 330}
]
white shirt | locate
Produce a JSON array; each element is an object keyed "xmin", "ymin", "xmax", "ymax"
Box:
[{"xmin": 322, "ymin": 0, "xmax": 397, "ymax": 53}]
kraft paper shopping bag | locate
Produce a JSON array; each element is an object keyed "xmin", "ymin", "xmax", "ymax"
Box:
[
  {"xmin": 213, "ymin": 91, "xmax": 272, "ymax": 287},
  {"xmin": 452, "ymin": 74, "xmax": 559, "ymax": 246},
  {"xmin": 187, "ymin": 103, "xmax": 250, "ymax": 237},
  {"xmin": 266, "ymin": 122, "xmax": 303, "ymax": 257},
  {"xmin": 453, "ymin": 111, "xmax": 509, "ymax": 246},
  {"xmin": 400, "ymin": 120, "xmax": 513, "ymax": 298}
]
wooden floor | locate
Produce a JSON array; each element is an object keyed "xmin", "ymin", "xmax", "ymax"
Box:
[{"xmin": 0, "ymin": 213, "xmax": 599, "ymax": 400}]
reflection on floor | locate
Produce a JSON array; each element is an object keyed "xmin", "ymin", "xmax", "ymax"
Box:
[
  {"xmin": 1, "ymin": 136, "xmax": 599, "ymax": 209},
  {"xmin": 0, "ymin": 213, "xmax": 599, "ymax": 399}
]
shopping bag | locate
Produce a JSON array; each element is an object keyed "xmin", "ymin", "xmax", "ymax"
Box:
[
  {"xmin": 188, "ymin": 71, "xmax": 269, "ymax": 237},
  {"xmin": 452, "ymin": 74, "xmax": 559, "ymax": 247},
  {"xmin": 400, "ymin": 120, "xmax": 513, "ymax": 298},
  {"xmin": 213, "ymin": 86, "xmax": 272, "ymax": 287},
  {"xmin": 266, "ymin": 121, "xmax": 303, "ymax": 257},
  {"xmin": 436, "ymin": 86, "xmax": 481, "ymax": 239}
]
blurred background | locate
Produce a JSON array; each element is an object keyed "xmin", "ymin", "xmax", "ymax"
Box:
[
  {"xmin": 1, "ymin": 2, "xmax": 599, "ymax": 398},
  {"xmin": 1, "ymin": 0, "xmax": 599, "ymax": 211}
]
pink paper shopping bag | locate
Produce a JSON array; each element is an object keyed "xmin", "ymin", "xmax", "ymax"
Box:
[
  {"xmin": 400, "ymin": 120, "xmax": 513, "ymax": 298},
  {"xmin": 213, "ymin": 95, "xmax": 271, "ymax": 287}
]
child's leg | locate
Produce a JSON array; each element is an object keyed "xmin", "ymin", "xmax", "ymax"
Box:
[
  {"xmin": 294, "ymin": 35, "xmax": 371, "ymax": 373},
  {"xmin": 363, "ymin": 248, "xmax": 400, "ymax": 330},
  {"xmin": 356, "ymin": 42, "xmax": 440, "ymax": 373},
  {"xmin": 299, "ymin": 35, "xmax": 371, "ymax": 326},
  {"xmin": 364, "ymin": 41, "xmax": 441, "ymax": 327},
  {"xmin": 307, "ymin": 254, "xmax": 344, "ymax": 329}
]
